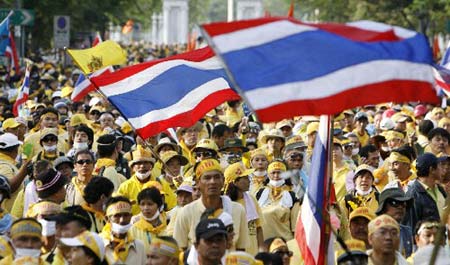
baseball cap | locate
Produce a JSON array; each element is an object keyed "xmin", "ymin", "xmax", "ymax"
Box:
[
  {"xmin": 53, "ymin": 156, "xmax": 74, "ymax": 169},
  {"xmin": 416, "ymin": 153, "xmax": 438, "ymax": 172},
  {"xmin": 353, "ymin": 164, "xmax": 374, "ymax": 179},
  {"xmin": 354, "ymin": 111, "xmax": 368, "ymax": 122},
  {"xmin": 375, "ymin": 188, "xmax": 412, "ymax": 215},
  {"xmin": 368, "ymin": 214, "xmax": 399, "ymax": 236},
  {"xmin": 0, "ymin": 133, "xmax": 21, "ymax": 149},
  {"xmin": 336, "ymin": 239, "xmax": 367, "ymax": 263},
  {"xmin": 349, "ymin": 207, "xmax": 375, "ymax": 222},
  {"xmin": 195, "ymin": 218, "xmax": 227, "ymax": 241},
  {"xmin": 176, "ymin": 181, "xmax": 193, "ymax": 194},
  {"xmin": 1, "ymin": 118, "xmax": 20, "ymax": 130},
  {"xmin": 60, "ymin": 230, "xmax": 105, "ymax": 261}
]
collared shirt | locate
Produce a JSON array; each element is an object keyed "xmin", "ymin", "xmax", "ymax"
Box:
[
  {"xmin": 333, "ymin": 162, "xmax": 354, "ymax": 202},
  {"xmin": 173, "ymin": 197, "xmax": 249, "ymax": 250},
  {"xmin": 0, "ymin": 152, "xmax": 21, "ymax": 212},
  {"xmin": 418, "ymin": 181, "xmax": 446, "ymax": 218},
  {"xmin": 102, "ymin": 237, "xmax": 146, "ymax": 265},
  {"xmin": 116, "ymin": 175, "xmax": 158, "ymax": 215}
]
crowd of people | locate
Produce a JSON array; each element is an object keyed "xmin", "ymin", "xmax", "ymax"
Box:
[{"xmin": 0, "ymin": 43, "xmax": 449, "ymax": 264}]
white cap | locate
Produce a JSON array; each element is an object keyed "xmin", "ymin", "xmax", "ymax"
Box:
[
  {"xmin": 89, "ymin": 97, "xmax": 101, "ymax": 107},
  {"xmin": 0, "ymin": 133, "xmax": 22, "ymax": 149},
  {"xmin": 218, "ymin": 212, "xmax": 233, "ymax": 227},
  {"xmin": 60, "ymin": 231, "xmax": 105, "ymax": 261},
  {"xmin": 51, "ymin": 91, "xmax": 62, "ymax": 99},
  {"xmin": 380, "ymin": 118, "xmax": 395, "ymax": 131}
]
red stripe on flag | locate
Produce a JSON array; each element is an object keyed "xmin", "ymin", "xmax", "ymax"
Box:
[
  {"xmin": 255, "ymin": 80, "xmax": 438, "ymax": 122},
  {"xmin": 136, "ymin": 89, "xmax": 240, "ymax": 138},
  {"xmin": 295, "ymin": 219, "xmax": 317, "ymax": 265}
]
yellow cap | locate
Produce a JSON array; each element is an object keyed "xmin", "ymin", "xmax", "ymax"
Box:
[
  {"xmin": 61, "ymin": 86, "xmax": 74, "ymax": 98},
  {"xmin": 384, "ymin": 130, "xmax": 405, "ymax": 141},
  {"xmin": 225, "ymin": 251, "xmax": 262, "ymax": 265},
  {"xmin": 0, "ymin": 237, "xmax": 12, "ymax": 259},
  {"xmin": 69, "ymin": 114, "xmax": 89, "ymax": 127},
  {"xmin": 336, "ymin": 239, "xmax": 367, "ymax": 262},
  {"xmin": 250, "ymin": 148, "xmax": 267, "ymax": 160},
  {"xmin": 128, "ymin": 145, "xmax": 156, "ymax": 167},
  {"xmin": 368, "ymin": 214, "xmax": 399, "ymax": 236},
  {"xmin": 39, "ymin": 128, "xmax": 58, "ymax": 141},
  {"xmin": 306, "ymin": 122, "xmax": 319, "ymax": 135},
  {"xmin": 195, "ymin": 159, "xmax": 222, "ymax": 179},
  {"xmin": 267, "ymin": 161, "xmax": 286, "ymax": 173},
  {"xmin": 10, "ymin": 218, "xmax": 42, "ymax": 240},
  {"xmin": 224, "ymin": 163, "xmax": 254, "ymax": 192},
  {"xmin": 269, "ymin": 238, "xmax": 287, "ymax": 252},
  {"xmin": 160, "ymin": 150, "xmax": 188, "ymax": 165},
  {"xmin": 431, "ymin": 107, "xmax": 444, "ymax": 115},
  {"xmin": 275, "ymin": 119, "xmax": 293, "ymax": 129},
  {"xmin": 349, "ymin": 206, "xmax": 376, "ymax": 222},
  {"xmin": 193, "ymin": 138, "xmax": 219, "ymax": 152},
  {"xmin": 150, "ymin": 237, "xmax": 180, "ymax": 259},
  {"xmin": 261, "ymin": 129, "xmax": 285, "ymax": 144},
  {"xmin": 285, "ymin": 135, "xmax": 304, "ymax": 146},
  {"xmin": 438, "ymin": 117, "xmax": 450, "ymax": 128},
  {"xmin": 142, "ymin": 180, "xmax": 164, "ymax": 193},
  {"xmin": 1, "ymin": 118, "xmax": 20, "ymax": 130}
]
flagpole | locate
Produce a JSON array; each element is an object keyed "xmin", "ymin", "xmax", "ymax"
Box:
[{"xmin": 199, "ymin": 26, "xmax": 261, "ymax": 122}]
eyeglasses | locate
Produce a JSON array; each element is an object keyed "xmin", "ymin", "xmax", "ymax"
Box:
[
  {"xmin": 195, "ymin": 151, "xmax": 214, "ymax": 158},
  {"xmin": 42, "ymin": 136, "xmax": 58, "ymax": 143},
  {"xmin": 76, "ymin": 159, "xmax": 93, "ymax": 165},
  {"xmin": 226, "ymin": 225, "xmax": 234, "ymax": 233},
  {"xmin": 274, "ymin": 250, "xmax": 293, "ymax": 257},
  {"xmin": 387, "ymin": 199, "xmax": 406, "ymax": 208},
  {"xmin": 288, "ymin": 153, "xmax": 303, "ymax": 160}
]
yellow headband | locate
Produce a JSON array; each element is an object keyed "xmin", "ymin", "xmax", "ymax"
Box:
[
  {"xmin": 150, "ymin": 237, "xmax": 180, "ymax": 258},
  {"xmin": 27, "ymin": 201, "xmax": 61, "ymax": 218},
  {"xmin": 267, "ymin": 161, "xmax": 286, "ymax": 173},
  {"xmin": 195, "ymin": 159, "xmax": 223, "ymax": 179},
  {"xmin": 10, "ymin": 219, "xmax": 42, "ymax": 240},
  {"xmin": 389, "ymin": 152, "xmax": 411, "ymax": 164},
  {"xmin": 106, "ymin": 201, "xmax": 132, "ymax": 216},
  {"xmin": 368, "ymin": 214, "xmax": 399, "ymax": 236},
  {"xmin": 40, "ymin": 112, "xmax": 58, "ymax": 120},
  {"xmin": 384, "ymin": 131, "xmax": 404, "ymax": 141}
]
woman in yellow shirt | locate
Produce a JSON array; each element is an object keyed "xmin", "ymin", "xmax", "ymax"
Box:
[
  {"xmin": 224, "ymin": 162, "xmax": 264, "ymax": 255},
  {"xmin": 130, "ymin": 187, "xmax": 167, "ymax": 249},
  {"xmin": 256, "ymin": 161, "xmax": 300, "ymax": 241}
]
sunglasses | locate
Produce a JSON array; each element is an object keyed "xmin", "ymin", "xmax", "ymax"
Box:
[
  {"xmin": 195, "ymin": 151, "xmax": 214, "ymax": 158},
  {"xmin": 76, "ymin": 159, "xmax": 93, "ymax": 165},
  {"xmin": 274, "ymin": 250, "xmax": 293, "ymax": 257},
  {"xmin": 226, "ymin": 225, "xmax": 234, "ymax": 233},
  {"xmin": 288, "ymin": 153, "xmax": 303, "ymax": 160},
  {"xmin": 387, "ymin": 199, "xmax": 406, "ymax": 208},
  {"xmin": 42, "ymin": 137, "xmax": 58, "ymax": 143}
]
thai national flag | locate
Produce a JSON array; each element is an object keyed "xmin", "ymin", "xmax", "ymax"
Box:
[
  {"xmin": 295, "ymin": 115, "xmax": 333, "ymax": 265},
  {"xmin": 202, "ymin": 17, "xmax": 438, "ymax": 122},
  {"xmin": 0, "ymin": 13, "xmax": 20, "ymax": 74},
  {"xmin": 90, "ymin": 46, "xmax": 240, "ymax": 139},
  {"xmin": 435, "ymin": 41, "xmax": 450, "ymax": 95},
  {"xmin": 12, "ymin": 65, "xmax": 30, "ymax": 117}
]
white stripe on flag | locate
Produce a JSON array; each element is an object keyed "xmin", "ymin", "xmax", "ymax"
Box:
[
  {"xmin": 128, "ymin": 78, "xmax": 230, "ymax": 129},
  {"xmin": 212, "ymin": 20, "xmax": 316, "ymax": 53},
  {"xmin": 346, "ymin": 20, "xmax": 417, "ymax": 39},
  {"xmin": 300, "ymin": 194, "xmax": 321, "ymax": 264},
  {"xmin": 101, "ymin": 57, "xmax": 223, "ymax": 97},
  {"xmin": 246, "ymin": 60, "xmax": 434, "ymax": 109}
]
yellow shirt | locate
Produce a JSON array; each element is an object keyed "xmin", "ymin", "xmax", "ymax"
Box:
[
  {"xmin": 10, "ymin": 189, "xmax": 24, "ymax": 218},
  {"xmin": 236, "ymin": 194, "xmax": 263, "ymax": 255},
  {"xmin": 287, "ymin": 238, "xmax": 304, "ymax": 265},
  {"xmin": 352, "ymin": 129, "xmax": 369, "ymax": 147},
  {"xmin": 22, "ymin": 129, "xmax": 68, "ymax": 160},
  {"xmin": 173, "ymin": 197, "xmax": 249, "ymax": 250},
  {"xmin": 333, "ymin": 163, "xmax": 353, "ymax": 202},
  {"xmin": 0, "ymin": 152, "xmax": 21, "ymax": 212},
  {"xmin": 130, "ymin": 214, "xmax": 167, "ymax": 250},
  {"xmin": 102, "ymin": 236, "xmax": 146, "ymax": 265},
  {"xmin": 157, "ymin": 176, "xmax": 177, "ymax": 211},
  {"xmin": 65, "ymin": 177, "xmax": 88, "ymax": 206},
  {"xmin": 179, "ymin": 140, "xmax": 195, "ymax": 166}
]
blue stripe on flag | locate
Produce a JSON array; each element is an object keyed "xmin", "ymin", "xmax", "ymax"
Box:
[
  {"xmin": 108, "ymin": 66, "xmax": 229, "ymax": 118},
  {"xmin": 222, "ymin": 31, "xmax": 431, "ymax": 91}
]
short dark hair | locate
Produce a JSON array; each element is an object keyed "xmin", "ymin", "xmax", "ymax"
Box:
[
  {"xmin": 104, "ymin": 196, "xmax": 131, "ymax": 209},
  {"xmin": 418, "ymin": 120, "xmax": 434, "ymax": 136},
  {"xmin": 359, "ymin": 144, "xmax": 377, "ymax": 159},
  {"xmin": 428, "ymin": 127, "xmax": 450, "ymax": 142},
  {"xmin": 414, "ymin": 217, "xmax": 440, "ymax": 236},
  {"xmin": 74, "ymin": 125, "xmax": 94, "ymax": 149},
  {"xmin": 83, "ymin": 177, "xmax": 114, "ymax": 204},
  {"xmin": 392, "ymin": 145, "xmax": 415, "ymax": 162},
  {"xmin": 212, "ymin": 124, "xmax": 232, "ymax": 138},
  {"xmin": 137, "ymin": 187, "xmax": 163, "ymax": 208},
  {"xmin": 74, "ymin": 149, "xmax": 95, "ymax": 162}
]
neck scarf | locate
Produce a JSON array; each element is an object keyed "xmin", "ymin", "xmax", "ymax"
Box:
[
  {"xmin": 102, "ymin": 223, "xmax": 134, "ymax": 262},
  {"xmin": 133, "ymin": 212, "xmax": 167, "ymax": 235}
]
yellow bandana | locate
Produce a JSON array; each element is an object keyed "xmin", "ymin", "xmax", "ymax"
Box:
[
  {"xmin": 267, "ymin": 161, "xmax": 287, "ymax": 173},
  {"xmin": 26, "ymin": 201, "xmax": 61, "ymax": 218},
  {"xmin": 389, "ymin": 152, "xmax": 411, "ymax": 164},
  {"xmin": 195, "ymin": 159, "xmax": 222, "ymax": 179},
  {"xmin": 368, "ymin": 214, "xmax": 399, "ymax": 236},
  {"xmin": 94, "ymin": 158, "xmax": 116, "ymax": 174},
  {"xmin": 133, "ymin": 212, "xmax": 167, "ymax": 235},
  {"xmin": 106, "ymin": 201, "xmax": 132, "ymax": 217},
  {"xmin": 150, "ymin": 237, "xmax": 180, "ymax": 258},
  {"xmin": 10, "ymin": 219, "xmax": 42, "ymax": 240},
  {"xmin": 102, "ymin": 223, "xmax": 134, "ymax": 262}
]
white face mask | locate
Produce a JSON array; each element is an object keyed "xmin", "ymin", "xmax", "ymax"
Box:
[
  {"xmin": 135, "ymin": 171, "xmax": 151, "ymax": 180},
  {"xmin": 356, "ymin": 187, "xmax": 373, "ymax": 196},
  {"xmin": 381, "ymin": 146, "xmax": 391, "ymax": 152},
  {"xmin": 143, "ymin": 210, "xmax": 160, "ymax": 222},
  {"xmin": 253, "ymin": 170, "xmax": 267, "ymax": 177},
  {"xmin": 269, "ymin": 179, "xmax": 285, "ymax": 188},
  {"xmin": 38, "ymin": 219, "xmax": 56, "ymax": 236},
  {"xmin": 352, "ymin": 148, "xmax": 359, "ymax": 156},
  {"xmin": 111, "ymin": 222, "xmax": 132, "ymax": 235},
  {"xmin": 73, "ymin": 142, "xmax": 89, "ymax": 150},
  {"xmin": 15, "ymin": 248, "xmax": 41, "ymax": 259},
  {"xmin": 43, "ymin": 145, "xmax": 57, "ymax": 152}
]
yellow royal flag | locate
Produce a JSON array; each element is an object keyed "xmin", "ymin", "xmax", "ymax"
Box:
[{"xmin": 66, "ymin": 40, "xmax": 127, "ymax": 74}]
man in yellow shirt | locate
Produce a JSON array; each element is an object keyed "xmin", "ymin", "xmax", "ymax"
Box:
[
  {"xmin": 332, "ymin": 140, "xmax": 354, "ymax": 202},
  {"xmin": 178, "ymin": 122, "xmax": 203, "ymax": 165},
  {"xmin": 66, "ymin": 150, "xmax": 96, "ymax": 206},
  {"xmin": 94, "ymin": 134, "xmax": 126, "ymax": 190},
  {"xmin": 0, "ymin": 133, "xmax": 30, "ymax": 212},
  {"xmin": 173, "ymin": 159, "xmax": 249, "ymax": 251},
  {"xmin": 352, "ymin": 112, "xmax": 370, "ymax": 147},
  {"xmin": 117, "ymin": 147, "xmax": 173, "ymax": 215}
]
